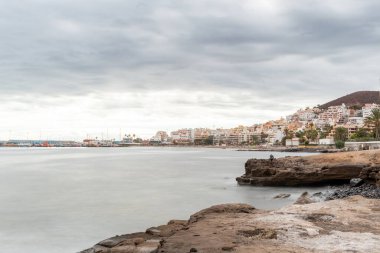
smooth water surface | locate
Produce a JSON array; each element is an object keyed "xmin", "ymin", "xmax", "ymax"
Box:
[{"xmin": 0, "ymin": 147, "xmax": 325, "ymax": 253}]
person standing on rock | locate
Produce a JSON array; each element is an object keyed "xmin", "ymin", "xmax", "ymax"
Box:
[{"xmin": 269, "ymin": 154, "xmax": 275, "ymax": 163}]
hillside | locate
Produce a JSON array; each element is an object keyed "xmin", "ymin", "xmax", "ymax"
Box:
[{"xmin": 320, "ymin": 91, "xmax": 380, "ymax": 109}]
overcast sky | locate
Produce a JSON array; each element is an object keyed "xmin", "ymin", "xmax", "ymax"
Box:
[{"xmin": 1, "ymin": 0, "xmax": 380, "ymax": 140}]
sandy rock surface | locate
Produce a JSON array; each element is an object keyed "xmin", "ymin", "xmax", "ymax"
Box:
[{"xmin": 81, "ymin": 196, "xmax": 380, "ymax": 253}]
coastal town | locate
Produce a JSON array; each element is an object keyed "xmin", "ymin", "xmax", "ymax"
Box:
[
  {"xmin": 4, "ymin": 1, "xmax": 380, "ymax": 252},
  {"xmin": 1, "ymin": 101, "xmax": 380, "ymax": 149}
]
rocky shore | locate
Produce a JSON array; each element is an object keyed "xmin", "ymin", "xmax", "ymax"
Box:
[
  {"xmin": 236, "ymin": 150, "xmax": 380, "ymax": 187},
  {"xmin": 81, "ymin": 150, "xmax": 380, "ymax": 253},
  {"xmin": 81, "ymin": 196, "xmax": 380, "ymax": 253}
]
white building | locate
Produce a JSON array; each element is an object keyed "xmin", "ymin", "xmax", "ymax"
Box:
[
  {"xmin": 319, "ymin": 138, "xmax": 335, "ymax": 145},
  {"xmin": 193, "ymin": 128, "xmax": 211, "ymax": 142},
  {"xmin": 318, "ymin": 104, "xmax": 348, "ymax": 124},
  {"xmin": 83, "ymin": 139, "xmax": 99, "ymax": 147},
  {"xmin": 268, "ymin": 128, "xmax": 284, "ymax": 144},
  {"xmin": 151, "ymin": 131, "xmax": 169, "ymax": 142},
  {"xmin": 211, "ymin": 129, "xmax": 229, "ymax": 145},
  {"xmin": 362, "ymin": 103, "xmax": 380, "ymax": 118},
  {"xmin": 286, "ymin": 138, "xmax": 300, "ymax": 147},
  {"xmin": 298, "ymin": 109, "xmax": 317, "ymax": 121},
  {"xmin": 171, "ymin": 129, "xmax": 194, "ymax": 143},
  {"xmin": 347, "ymin": 117, "xmax": 365, "ymax": 127}
]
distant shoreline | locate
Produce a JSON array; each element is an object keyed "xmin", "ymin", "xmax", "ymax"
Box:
[{"xmin": 0, "ymin": 145, "xmax": 336, "ymax": 153}]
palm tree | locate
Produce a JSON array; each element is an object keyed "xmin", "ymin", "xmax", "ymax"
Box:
[
  {"xmin": 334, "ymin": 127, "xmax": 348, "ymax": 142},
  {"xmin": 365, "ymin": 108, "xmax": 380, "ymax": 140}
]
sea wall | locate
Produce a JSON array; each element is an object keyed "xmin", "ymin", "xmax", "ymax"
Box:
[{"xmin": 345, "ymin": 141, "xmax": 380, "ymax": 151}]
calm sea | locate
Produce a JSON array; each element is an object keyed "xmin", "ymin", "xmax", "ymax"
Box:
[{"xmin": 0, "ymin": 147, "xmax": 325, "ymax": 253}]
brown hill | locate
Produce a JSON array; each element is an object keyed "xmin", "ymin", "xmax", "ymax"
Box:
[{"xmin": 320, "ymin": 91, "xmax": 380, "ymax": 109}]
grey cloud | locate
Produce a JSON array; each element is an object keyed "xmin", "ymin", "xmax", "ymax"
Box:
[
  {"xmin": 0, "ymin": 0, "xmax": 380, "ymax": 101},
  {"xmin": 171, "ymin": 91, "xmax": 296, "ymax": 112}
]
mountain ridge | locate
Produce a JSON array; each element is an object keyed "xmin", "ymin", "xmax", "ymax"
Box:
[{"xmin": 320, "ymin": 91, "xmax": 380, "ymax": 109}]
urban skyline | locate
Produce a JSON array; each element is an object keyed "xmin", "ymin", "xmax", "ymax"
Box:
[{"xmin": 2, "ymin": 99, "xmax": 379, "ymax": 146}]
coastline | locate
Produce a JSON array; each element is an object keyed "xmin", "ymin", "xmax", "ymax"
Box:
[
  {"xmin": 81, "ymin": 149, "xmax": 380, "ymax": 253},
  {"xmin": 0, "ymin": 144, "xmax": 335, "ymax": 154}
]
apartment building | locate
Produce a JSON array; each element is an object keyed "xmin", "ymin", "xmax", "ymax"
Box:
[
  {"xmin": 171, "ymin": 129, "xmax": 194, "ymax": 144},
  {"xmin": 151, "ymin": 131, "xmax": 169, "ymax": 142},
  {"xmin": 318, "ymin": 104, "xmax": 348, "ymax": 124},
  {"xmin": 362, "ymin": 103, "xmax": 380, "ymax": 118}
]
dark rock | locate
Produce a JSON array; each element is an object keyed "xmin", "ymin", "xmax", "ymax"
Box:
[
  {"xmin": 360, "ymin": 166, "xmax": 380, "ymax": 186},
  {"xmin": 167, "ymin": 220, "xmax": 187, "ymax": 226},
  {"xmin": 221, "ymin": 246, "xmax": 235, "ymax": 251},
  {"xmin": 350, "ymin": 178, "xmax": 364, "ymax": 187},
  {"xmin": 273, "ymin": 193, "xmax": 291, "ymax": 199},
  {"xmin": 326, "ymin": 183, "xmax": 380, "ymax": 200},
  {"xmin": 190, "ymin": 248, "xmax": 198, "ymax": 252},
  {"xmin": 294, "ymin": 192, "xmax": 314, "ymax": 205},
  {"xmin": 310, "ymin": 192, "xmax": 326, "ymax": 202},
  {"xmin": 237, "ymin": 228, "xmax": 277, "ymax": 239},
  {"xmin": 304, "ymin": 213, "xmax": 334, "ymax": 222}
]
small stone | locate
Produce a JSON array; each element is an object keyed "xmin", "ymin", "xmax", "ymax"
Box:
[
  {"xmin": 273, "ymin": 193, "xmax": 291, "ymax": 199},
  {"xmin": 190, "ymin": 248, "xmax": 198, "ymax": 252},
  {"xmin": 222, "ymin": 246, "xmax": 234, "ymax": 251}
]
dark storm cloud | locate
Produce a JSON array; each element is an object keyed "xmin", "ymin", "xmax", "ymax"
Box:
[{"xmin": 1, "ymin": 0, "xmax": 380, "ymax": 101}]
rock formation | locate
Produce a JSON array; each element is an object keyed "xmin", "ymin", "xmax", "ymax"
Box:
[
  {"xmin": 81, "ymin": 196, "xmax": 380, "ymax": 253},
  {"xmin": 236, "ymin": 150, "xmax": 380, "ymax": 186}
]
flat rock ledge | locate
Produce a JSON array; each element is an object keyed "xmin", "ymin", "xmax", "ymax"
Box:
[
  {"xmin": 236, "ymin": 150, "xmax": 380, "ymax": 186},
  {"xmin": 80, "ymin": 197, "xmax": 380, "ymax": 253}
]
